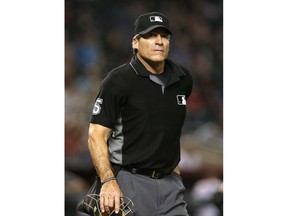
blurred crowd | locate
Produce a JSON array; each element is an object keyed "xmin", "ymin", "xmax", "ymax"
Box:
[{"xmin": 65, "ymin": 0, "xmax": 223, "ymax": 215}]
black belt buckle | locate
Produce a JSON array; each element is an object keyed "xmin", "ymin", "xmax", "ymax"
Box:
[{"xmin": 150, "ymin": 170, "xmax": 161, "ymax": 179}]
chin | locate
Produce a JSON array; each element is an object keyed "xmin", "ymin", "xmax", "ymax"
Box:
[{"xmin": 151, "ymin": 55, "xmax": 167, "ymax": 62}]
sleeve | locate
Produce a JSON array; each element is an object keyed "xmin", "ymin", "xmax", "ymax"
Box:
[
  {"xmin": 182, "ymin": 66, "xmax": 193, "ymax": 99},
  {"xmin": 90, "ymin": 71, "xmax": 127, "ymax": 128},
  {"xmin": 187, "ymin": 73, "xmax": 193, "ymax": 98}
]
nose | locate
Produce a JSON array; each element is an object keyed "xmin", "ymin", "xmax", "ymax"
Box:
[{"xmin": 155, "ymin": 34, "xmax": 163, "ymax": 44}]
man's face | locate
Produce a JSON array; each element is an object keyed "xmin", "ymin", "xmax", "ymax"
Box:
[{"xmin": 133, "ymin": 28, "xmax": 170, "ymax": 63}]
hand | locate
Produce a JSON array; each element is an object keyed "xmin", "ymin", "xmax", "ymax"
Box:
[
  {"xmin": 173, "ymin": 166, "xmax": 181, "ymax": 175},
  {"xmin": 100, "ymin": 180, "xmax": 123, "ymax": 214}
]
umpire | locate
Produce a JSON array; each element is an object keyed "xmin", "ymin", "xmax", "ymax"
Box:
[{"xmin": 77, "ymin": 11, "xmax": 193, "ymax": 216}]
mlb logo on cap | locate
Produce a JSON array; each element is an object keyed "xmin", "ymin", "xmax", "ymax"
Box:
[{"xmin": 150, "ymin": 16, "xmax": 163, "ymax": 22}]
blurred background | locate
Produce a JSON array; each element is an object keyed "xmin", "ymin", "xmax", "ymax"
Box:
[{"xmin": 65, "ymin": 0, "xmax": 223, "ymax": 215}]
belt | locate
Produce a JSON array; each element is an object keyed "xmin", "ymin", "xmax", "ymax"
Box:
[{"xmin": 121, "ymin": 166, "xmax": 171, "ymax": 179}]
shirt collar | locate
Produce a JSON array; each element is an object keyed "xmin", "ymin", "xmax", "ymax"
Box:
[{"xmin": 129, "ymin": 56, "xmax": 186, "ymax": 80}]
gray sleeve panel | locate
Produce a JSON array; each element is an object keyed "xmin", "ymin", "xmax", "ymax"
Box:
[{"xmin": 108, "ymin": 114, "xmax": 124, "ymax": 165}]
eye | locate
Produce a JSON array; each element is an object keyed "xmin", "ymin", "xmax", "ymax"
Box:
[
  {"xmin": 150, "ymin": 33, "xmax": 158, "ymax": 38},
  {"xmin": 161, "ymin": 33, "xmax": 170, "ymax": 39},
  {"xmin": 141, "ymin": 33, "xmax": 154, "ymax": 39}
]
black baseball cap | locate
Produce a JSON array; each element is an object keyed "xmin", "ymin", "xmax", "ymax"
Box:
[{"xmin": 134, "ymin": 12, "xmax": 172, "ymax": 36}]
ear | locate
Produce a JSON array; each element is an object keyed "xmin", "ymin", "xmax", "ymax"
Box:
[{"xmin": 132, "ymin": 36, "xmax": 139, "ymax": 50}]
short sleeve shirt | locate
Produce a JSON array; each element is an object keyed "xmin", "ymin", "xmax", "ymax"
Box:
[{"xmin": 90, "ymin": 57, "xmax": 193, "ymax": 171}]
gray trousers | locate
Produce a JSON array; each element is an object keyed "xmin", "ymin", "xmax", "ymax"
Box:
[{"xmin": 117, "ymin": 170, "xmax": 189, "ymax": 216}]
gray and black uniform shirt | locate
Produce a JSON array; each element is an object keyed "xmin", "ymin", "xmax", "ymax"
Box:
[{"xmin": 90, "ymin": 56, "xmax": 193, "ymax": 173}]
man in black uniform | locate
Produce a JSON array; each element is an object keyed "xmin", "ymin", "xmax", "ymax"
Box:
[{"xmin": 78, "ymin": 12, "xmax": 193, "ymax": 216}]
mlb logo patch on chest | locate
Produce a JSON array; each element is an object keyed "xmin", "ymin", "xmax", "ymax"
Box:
[{"xmin": 176, "ymin": 95, "xmax": 186, "ymax": 105}]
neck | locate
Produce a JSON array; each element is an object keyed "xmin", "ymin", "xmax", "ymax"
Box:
[{"xmin": 136, "ymin": 54, "xmax": 165, "ymax": 74}]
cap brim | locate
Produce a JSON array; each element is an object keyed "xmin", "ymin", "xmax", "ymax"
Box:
[{"xmin": 138, "ymin": 25, "xmax": 172, "ymax": 35}]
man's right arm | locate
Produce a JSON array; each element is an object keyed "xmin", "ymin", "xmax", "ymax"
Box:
[
  {"xmin": 88, "ymin": 123, "xmax": 114, "ymax": 180},
  {"xmin": 88, "ymin": 123, "xmax": 122, "ymax": 214}
]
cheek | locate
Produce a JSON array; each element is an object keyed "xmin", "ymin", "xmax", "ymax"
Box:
[
  {"xmin": 138, "ymin": 43, "xmax": 150, "ymax": 55},
  {"xmin": 165, "ymin": 42, "xmax": 170, "ymax": 51},
  {"xmin": 141, "ymin": 42, "xmax": 150, "ymax": 50}
]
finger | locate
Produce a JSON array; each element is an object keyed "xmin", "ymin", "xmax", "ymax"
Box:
[
  {"xmin": 114, "ymin": 194, "xmax": 121, "ymax": 214},
  {"xmin": 108, "ymin": 196, "xmax": 114, "ymax": 208},
  {"xmin": 100, "ymin": 195, "xmax": 105, "ymax": 213},
  {"xmin": 104, "ymin": 196, "xmax": 110, "ymax": 213}
]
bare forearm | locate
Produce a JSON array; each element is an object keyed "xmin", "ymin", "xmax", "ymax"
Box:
[{"xmin": 88, "ymin": 124, "xmax": 114, "ymax": 181}]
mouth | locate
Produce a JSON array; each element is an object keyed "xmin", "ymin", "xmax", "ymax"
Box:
[{"xmin": 153, "ymin": 49, "xmax": 164, "ymax": 52}]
